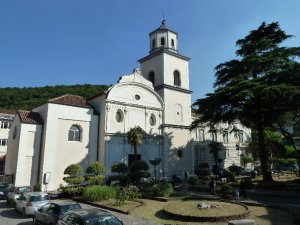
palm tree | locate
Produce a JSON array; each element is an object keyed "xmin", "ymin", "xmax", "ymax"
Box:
[{"xmin": 127, "ymin": 126, "xmax": 143, "ymax": 162}]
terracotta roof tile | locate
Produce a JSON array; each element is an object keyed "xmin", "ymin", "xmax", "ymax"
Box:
[
  {"xmin": 18, "ymin": 110, "xmax": 44, "ymax": 124},
  {"xmin": 0, "ymin": 109, "xmax": 17, "ymax": 115},
  {"xmin": 48, "ymin": 94, "xmax": 90, "ymax": 108}
]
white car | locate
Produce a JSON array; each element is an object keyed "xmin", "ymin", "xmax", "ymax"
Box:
[{"xmin": 15, "ymin": 192, "xmax": 49, "ymax": 216}]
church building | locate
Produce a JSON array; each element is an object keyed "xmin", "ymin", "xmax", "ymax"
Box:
[{"xmin": 5, "ymin": 21, "xmax": 250, "ymax": 191}]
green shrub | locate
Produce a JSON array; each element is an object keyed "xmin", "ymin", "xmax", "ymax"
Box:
[
  {"xmin": 33, "ymin": 183, "xmax": 42, "ymax": 192},
  {"xmin": 85, "ymin": 162, "xmax": 105, "ymax": 185},
  {"xmin": 152, "ymin": 182, "xmax": 173, "ymax": 197},
  {"xmin": 228, "ymin": 164, "xmax": 241, "ymax": 175},
  {"xmin": 114, "ymin": 185, "xmax": 141, "ymax": 206},
  {"xmin": 83, "ymin": 185, "xmax": 116, "ymax": 202},
  {"xmin": 111, "ymin": 162, "xmax": 128, "ymax": 174},
  {"xmin": 63, "ymin": 164, "xmax": 84, "ymax": 185},
  {"xmin": 62, "ymin": 186, "xmax": 84, "ymax": 196},
  {"xmin": 205, "ymin": 175, "xmax": 215, "ymax": 180},
  {"xmin": 129, "ymin": 160, "xmax": 150, "ymax": 183},
  {"xmin": 187, "ymin": 176, "xmax": 198, "ymax": 185},
  {"xmin": 219, "ymin": 183, "xmax": 233, "ymax": 196},
  {"xmin": 109, "ymin": 175, "xmax": 128, "ymax": 185},
  {"xmin": 224, "ymin": 170, "xmax": 236, "ymax": 182}
]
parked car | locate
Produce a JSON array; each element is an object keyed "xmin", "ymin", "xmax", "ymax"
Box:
[
  {"xmin": 15, "ymin": 192, "xmax": 49, "ymax": 216},
  {"xmin": 57, "ymin": 208, "xmax": 124, "ymax": 225},
  {"xmin": 33, "ymin": 200, "xmax": 82, "ymax": 225},
  {"xmin": 0, "ymin": 183, "xmax": 10, "ymax": 199},
  {"xmin": 240, "ymin": 168, "xmax": 257, "ymax": 176},
  {"xmin": 7, "ymin": 185, "xmax": 32, "ymax": 207}
]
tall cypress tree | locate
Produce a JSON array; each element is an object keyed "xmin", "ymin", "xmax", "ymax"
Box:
[{"xmin": 192, "ymin": 22, "xmax": 300, "ymax": 182}]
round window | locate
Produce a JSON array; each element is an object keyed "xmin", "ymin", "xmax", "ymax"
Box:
[
  {"xmin": 135, "ymin": 94, "xmax": 141, "ymax": 100},
  {"xmin": 115, "ymin": 110, "xmax": 124, "ymax": 123},
  {"xmin": 149, "ymin": 114, "xmax": 156, "ymax": 126}
]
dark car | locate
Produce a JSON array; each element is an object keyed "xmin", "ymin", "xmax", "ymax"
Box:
[
  {"xmin": 0, "ymin": 183, "xmax": 10, "ymax": 199},
  {"xmin": 33, "ymin": 201, "xmax": 82, "ymax": 224},
  {"xmin": 7, "ymin": 185, "xmax": 32, "ymax": 206},
  {"xmin": 57, "ymin": 208, "xmax": 124, "ymax": 225}
]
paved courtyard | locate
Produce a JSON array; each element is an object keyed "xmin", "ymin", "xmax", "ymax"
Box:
[{"xmin": 0, "ymin": 200, "xmax": 160, "ymax": 225}]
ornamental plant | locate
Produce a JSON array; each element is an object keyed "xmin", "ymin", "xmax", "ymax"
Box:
[{"xmin": 85, "ymin": 161, "xmax": 105, "ymax": 185}]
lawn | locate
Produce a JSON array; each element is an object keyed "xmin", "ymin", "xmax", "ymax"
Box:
[{"xmin": 130, "ymin": 199, "xmax": 297, "ymax": 225}]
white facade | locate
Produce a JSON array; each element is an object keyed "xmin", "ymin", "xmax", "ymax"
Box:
[
  {"xmin": 0, "ymin": 110, "xmax": 15, "ymax": 176},
  {"xmin": 5, "ymin": 21, "xmax": 251, "ymax": 190}
]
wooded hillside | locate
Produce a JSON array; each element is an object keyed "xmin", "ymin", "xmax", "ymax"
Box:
[{"xmin": 0, "ymin": 84, "xmax": 109, "ymax": 110}]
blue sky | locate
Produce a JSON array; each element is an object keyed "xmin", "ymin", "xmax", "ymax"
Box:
[{"xmin": 1, "ymin": 0, "xmax": 300, "ymax": 102}]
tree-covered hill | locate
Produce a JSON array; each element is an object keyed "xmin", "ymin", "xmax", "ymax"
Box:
[{"xmin": 0, "ymin": 84, "xmax": 110, "ymax": 110}]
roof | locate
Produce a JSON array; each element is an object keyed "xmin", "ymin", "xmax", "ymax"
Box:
[
  {"xmin": 48, "ymin": 94, "xmax": 91, "ymax": 108},
  {"xmin": 149, "ymin": 20, "xmax": 178, "ymax": 35},
  {"xmin": 18, "ymin": 110, "xmax": 44, "ymax": 125},
  {"xmin": 68, "ymin": 208, "xmax": 112, "ymax": 220},
  {"xmin": 0, "ymin": 109, "xmax": 16, "ymax": 115}
]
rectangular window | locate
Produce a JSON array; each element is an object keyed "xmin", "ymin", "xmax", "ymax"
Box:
[
  {"xmin": 0, "ymin": 139, "xmax": 8, "ymax": 146},
  {"xmin": 211, "ymin": 131, "xmax": 217, "ymax": 142},
  {"xmin": 238, "ymin": 132, "xmax": 244, "ymax": 143},
  {"xmin": 1, "ymin": 121, "xmax": 10, "ymax": 129},
  {"xmin": 199, "ymin": 129, "xmax": 205, "ymax": 141},
  {"xmin": 223, "ymin": 132, "xmax": 229, "ymax": 143}
]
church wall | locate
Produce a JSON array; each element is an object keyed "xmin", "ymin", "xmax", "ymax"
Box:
[
  {"xmin": 5, "ymin": 115, "xmax": 42, "ymax": 186},
  {"xmin": 163, "ymin": 90, "xmax": 191, "ymax": 126},
  {"xmin": 163, "ymin": 53, "xmax": 189, "ymax": 89},
  {"xmin": 39, "ymin": 103, "xmax": 98, "ymax": 191},
  {"xmin": 15, "ymin": 123, "xmax": 42, "ymax": 186},
  {"xmin": 164, "ymin": 127, "xmax": 194, "ymax": 179},
  {"xmin": 5, "ymin": 117, "xmax": 21, "ymax": 176},
  {"xmin": 140, "ymin": 54, "xmax": 164, "ymax": 86}
]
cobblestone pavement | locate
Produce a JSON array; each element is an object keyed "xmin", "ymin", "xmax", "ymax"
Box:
[{"xmin": 0, "ymin": 200, "xmax": 160, "ymax": 225}]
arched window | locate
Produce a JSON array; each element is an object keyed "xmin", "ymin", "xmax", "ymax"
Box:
[
  {"xmin": 152, "ymin": 39, "xmax": 156, "ymax": 49},
  {"xmin": 160, "ymin": 37, "xmax": 165, "ymax": 46},
  {"xmin": 174, "ymin": 70, "xmax": 181, "ymax": 86},
  {"xmin": 68, "ymin": 125, "xmax": 81, "ymax": 142},
  {"xmin": 148, "ymin": 71, "xmax": 155, "ymax": 86},
  {"xmin": 171, "ymin": 39, "xmax": 175, "ymax": 47},
  {"xmin": 223, "ymin": 131, "xmax": 229, "ymax": 143}
]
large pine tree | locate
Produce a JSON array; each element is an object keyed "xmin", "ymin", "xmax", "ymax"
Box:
[{"xmin": 192, "ymin": 22, "xmax": 300, "ymax": 182}]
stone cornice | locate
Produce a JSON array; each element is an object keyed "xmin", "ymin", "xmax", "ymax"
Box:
[
  {"xmin": 138, "ymin": 48, "xmax": 190, "ymax": 63},
  {"xmin": 105, "ymin": 100, "xmax": 163, "ymax": 111},
  {"xmin": 155, "ymin": 84, "xmax": 192, "ymax": 94},
  {"xmin": 162, "ymin": 124, "xmax": 190, "ymax": 129}
]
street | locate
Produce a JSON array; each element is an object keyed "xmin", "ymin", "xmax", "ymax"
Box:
[{"xmin": 0, "ymin": 200, "xmax": 159, "ymax": 225}]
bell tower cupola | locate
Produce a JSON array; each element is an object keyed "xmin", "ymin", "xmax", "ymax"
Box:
[{"xmin": 149, "ymin": 20, "xmax": 178, "ymax": 54}]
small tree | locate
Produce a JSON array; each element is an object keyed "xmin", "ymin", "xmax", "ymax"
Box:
[
  {"xmin": 111, "ymin": 162, "xmax": 129, "ymax": 185},
  {"xmin": 63, "ymin": 164, "xmax": 84, "ymax": 196},
  {"xmin": 85, "ymin": 161, "xmax": 105, "ymax": 185},
  {"xmin": 127, "ymin": 126, "xmax": 143, "ymax": 162},
  {"xmin": 129, "ymin": 160, "xmax": 150, "ymax": 183},
  {"xmin": 111, "ymin": 162, "xmax": 128, "ymax": 174},
  {"xmin": 63, "ymin": 164, "xmax": 84, "ymax": 185},
  {"xmin": 149, "ymin": 158, "xmax": 161, "ymax": 181},
  {"xmin": 241, "ymin": 155, "xmax": 253, "ymax": 168}
]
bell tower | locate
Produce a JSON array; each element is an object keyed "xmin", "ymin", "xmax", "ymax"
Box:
[{"xmin": 139, "ymin": 20, "xmax": 192, "ymax": 127}]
